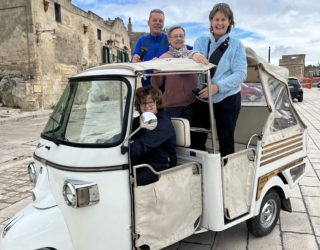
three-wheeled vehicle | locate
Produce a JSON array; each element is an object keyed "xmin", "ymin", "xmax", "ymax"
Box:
[{"xmin": 1, "ymin": 48, "xmax": 307, "ymax": 250}]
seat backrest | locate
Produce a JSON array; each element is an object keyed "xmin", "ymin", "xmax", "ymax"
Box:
[{"xmin": 171, "ymin": 117, "xmax": 191, "ymax": 147}]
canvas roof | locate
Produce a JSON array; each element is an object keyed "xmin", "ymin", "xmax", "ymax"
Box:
[
  {"xmin": 246, "ymin": 47, "xmax": 289, "ymax": 84},
  {"xmin": 76, "ymin": 48, "xmax": 289, "ymax": 85},
  {"xmin": 80, "ymin": 58, "xmax": 215, "ymax": 75}
]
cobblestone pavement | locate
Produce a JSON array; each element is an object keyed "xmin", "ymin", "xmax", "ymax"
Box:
[{"xmin": 0, "ymin": 89, "xmax": 320, "ymax": 249}]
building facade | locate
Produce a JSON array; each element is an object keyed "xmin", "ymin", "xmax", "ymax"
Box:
[
  {"xmin": 0, "ymin": 0, "xmax": 131, "ymax": 110},
  {"xmin": 279, "ymin": 54, "xmax": 305, "ymax": 78},
  {"xmin": 127, "ymin": 17, "xmax": 146, "ymax": 56}
]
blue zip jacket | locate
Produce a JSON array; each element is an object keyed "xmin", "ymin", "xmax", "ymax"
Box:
[
  {"xmin": 133, "ymin": 33, "xmax": 169, "ymax": 62},
  {"xmin": 133, "ymin": 33, "xmax": 169, "ymax": 86},
  {"xmin": 193, "ymin": 33, "xmax": 247, "ymax": 103}
]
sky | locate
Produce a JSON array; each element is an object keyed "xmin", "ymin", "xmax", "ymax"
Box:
[{"xmin": 72, "ymin": 0, "xmax": 320, "ymax": 66}]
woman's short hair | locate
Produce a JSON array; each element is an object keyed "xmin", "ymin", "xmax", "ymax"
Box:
[
  {"xmin": 135, "ymin": 86, "xmax": 163, "ymax": 112},
  {"xmin": 209, "ymin": 3, "xmax": 235, "ymax": 34},
  {"xmin": 167, "ymin": 25, "xmax": 185, "ymax": 37}
]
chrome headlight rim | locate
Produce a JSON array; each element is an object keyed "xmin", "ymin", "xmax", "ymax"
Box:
[
  {"xmin": 62, "ymin": 179, "xmax": 100, "ymax": 208},
  {"xmin": 62, "ymin": 181, "xmax": 77, "ymax": 208}
]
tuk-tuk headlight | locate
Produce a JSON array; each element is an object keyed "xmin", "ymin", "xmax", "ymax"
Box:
[
  {"xmin": 27, "ymin": 162, "xmax": 37, "ymax": 183},
  {"xmin": 63, "ymin": 180, "xmax": 100, "ymax": 208},
  {"xmin": 63, "ymin": 182, "xmax": 77, "ymax": 207}
]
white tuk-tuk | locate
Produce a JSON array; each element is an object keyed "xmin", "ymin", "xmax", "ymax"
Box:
[{"xmin": 0, "ymin": 48, "xmax": 307, "ymax": 250}]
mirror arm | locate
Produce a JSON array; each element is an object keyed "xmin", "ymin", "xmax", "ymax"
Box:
[
  {"xmin": 122, "ymin": 127, "xmax": 141, "ymax": 144},
  {"xmin": 121, "ymin": 127, "xmax": 141, "ymax": 155},
  {"xmin": 121, "ymin": 145, "xmax": 128, "ymax": 154}
]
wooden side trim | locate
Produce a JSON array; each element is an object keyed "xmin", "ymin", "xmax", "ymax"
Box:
[
  {"xmin": 256, "ymin": 158, "xmax": 304, "ymax": 200},
  {"xmin": 261, "ymin": 142, "xmax": 303, "ymax": 161},
  {"xmin": 260, "ymin": 147, "xmax": 303, "ymax": 167},
  {"xmin": 262, "ymin": 138, "xmax": 303, "ymax": 155},
  {"xmin": 263, "ymin": 133, "xmax": 303, "ymax": 149}
]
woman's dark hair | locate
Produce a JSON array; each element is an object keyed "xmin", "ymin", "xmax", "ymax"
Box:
[
  {"xmin": 209, "ymin": 3, "xmax": 235, "ymax": 34},
  {"xmin": 135, "ymin": 86, "xmax": 163, "ymax": 113}
]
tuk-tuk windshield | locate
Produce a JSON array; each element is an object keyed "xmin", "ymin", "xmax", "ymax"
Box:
[{"xmin": 42, "ymin": 78, "xmax": 130, "ymax": 146}]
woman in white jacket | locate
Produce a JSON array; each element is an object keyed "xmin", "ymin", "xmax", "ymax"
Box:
[{"xmin": 191, "ymin": 3, "xmax": 247, "ymax": 157}]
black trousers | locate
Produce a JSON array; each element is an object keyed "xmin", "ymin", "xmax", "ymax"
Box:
[{"xmin": 190, "ymin": 92, "xmax": 241, "ymax": 157}]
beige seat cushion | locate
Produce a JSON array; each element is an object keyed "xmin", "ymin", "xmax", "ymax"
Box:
[{"xmin": 171, "ymin": 118, "xmax": 191, "ymax": 147}]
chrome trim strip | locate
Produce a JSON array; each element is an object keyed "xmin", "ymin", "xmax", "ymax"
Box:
[{"xmin": 33, "ymin": 153, "xmax": 128, "ymax": 172}]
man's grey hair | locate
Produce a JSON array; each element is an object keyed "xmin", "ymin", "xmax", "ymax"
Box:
[{"xmin": 148, "ymin": 9, "xmax": 165, "ymax": 21}]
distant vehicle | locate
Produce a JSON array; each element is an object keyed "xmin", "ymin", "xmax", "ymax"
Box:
[
  {"xmin": 288, "ymin": 77, "xmax": 303, "ymax": 102},
  {"xmin": 241, "ymin": 83, "xmax": 262, "ymax": 101},
  {"xmin": 317, "ymin": 81, "xmax": 320, "ymax": 88}
]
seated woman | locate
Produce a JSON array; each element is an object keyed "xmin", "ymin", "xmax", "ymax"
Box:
[{"xmin": 130, "ymin": 86, "xmax": 177, "ymax": 186}]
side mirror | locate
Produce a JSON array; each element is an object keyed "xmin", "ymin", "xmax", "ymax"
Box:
[
  {"xmin": 122, "ymin": 112, "xmax": 158, "ymax": 149},
  {"xmin": 139, "ymin": 112, "xmax": 158, "ymax": 130}
]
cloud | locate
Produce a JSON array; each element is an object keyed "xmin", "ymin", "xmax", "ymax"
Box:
[{"xmin": 72, "ymin": 0, "xmax": 320, "ymax": 65}]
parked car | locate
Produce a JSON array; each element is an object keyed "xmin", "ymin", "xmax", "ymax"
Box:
[
  {"xmin": 317, "ymin": 81, "xmax": 320, "ymax": 88},
  {"xmin": 288, "ymin": 77, "xmax": 303, "ymax": 102},
  {"xmin": 241, "ymin": 83, "xmax": 262, "ymax": 101}
]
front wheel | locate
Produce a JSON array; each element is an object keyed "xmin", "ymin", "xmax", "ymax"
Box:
[{"xmin": 247, "ymin": 190, "xmax": 280, "ymax": 237}]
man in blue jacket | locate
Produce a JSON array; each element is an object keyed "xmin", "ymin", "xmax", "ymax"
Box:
[{"xmin": 132, "ymin": 9, "xmax": 169, "ymax": 86}]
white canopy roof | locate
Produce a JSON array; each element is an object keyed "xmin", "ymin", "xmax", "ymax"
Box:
[
  {"xmin": 82, "ymin": 58, "xmax": 215, "ymax": 75},
  {"xmin": 75, "ymin": 48, "xmax": 288, "ymax": 85}
]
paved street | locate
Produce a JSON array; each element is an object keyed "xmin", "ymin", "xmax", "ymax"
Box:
[{"xmin": 0, "ymin": 88, "xmax": 319, "ymax": 249}]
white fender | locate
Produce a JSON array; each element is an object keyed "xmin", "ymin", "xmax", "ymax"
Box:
[
  {"xmin": 0, "ymin": 204, "xmax": 74, "ymax": 250},
  {"xmin": 253, "ymin": 175, "xmax": 288, "ymax": 216}
]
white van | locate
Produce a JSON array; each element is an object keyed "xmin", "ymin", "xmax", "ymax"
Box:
[{"xmin": 0, "ymin": 48, "xmax": 307, "ymax": 250}]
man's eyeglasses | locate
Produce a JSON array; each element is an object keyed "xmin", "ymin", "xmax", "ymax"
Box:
[
  {"xmin": 170, "ymin": 34, "xmax": 185, "ymax": 39},
  {"xmin": 140, "ymin": 100, "xmax": 156, "ymax": 106}
]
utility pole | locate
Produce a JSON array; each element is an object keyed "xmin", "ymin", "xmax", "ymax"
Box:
[{"xmin": 268, "ymin": 46, "xmax": 271, "ymax": 63}]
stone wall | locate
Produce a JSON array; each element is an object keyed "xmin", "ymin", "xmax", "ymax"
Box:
[
  {"xmin": 0, "ymin": 0, "xmax": 35, "ymax": 79},
  {"xmin": 0, "ymin": 0, "xmax": 131, "ymax": 110},
  {"xmin": 0, "ymin": 70, "xmax": 39, "ymax": 110}
]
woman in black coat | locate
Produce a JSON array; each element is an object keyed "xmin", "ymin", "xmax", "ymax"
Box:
[{"xmin": 130, "ymin": 86, "xmax": 177, "ymax": 185}]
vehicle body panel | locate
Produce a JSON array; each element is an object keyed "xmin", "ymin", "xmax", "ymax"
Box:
[
  {"xmin": 1, "ymin": 205, "xmax": 74, "ymax": 250},
  {"xmin": 0, "ymin": 53, "xmax": 307, "ymax": 250}
]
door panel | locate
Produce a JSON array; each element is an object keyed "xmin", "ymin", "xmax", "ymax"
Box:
[
  {"xmin": 222, "ymin": 149, "xmax": 256, "ymax": 220},
  {"xmin": 133, "ymin": 162, "xmax": 202, "ymax": 250}
]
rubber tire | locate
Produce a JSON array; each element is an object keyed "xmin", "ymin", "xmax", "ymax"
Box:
[
  {"xmin": 298, "ymin": 96, "xmax": 303, "ymax": 102},
  {"xmin": 247, "ymin": 190, "xmax": 281, "ymax": 237}
]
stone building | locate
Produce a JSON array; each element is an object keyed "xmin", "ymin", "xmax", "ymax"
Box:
[
  {"xmin": 305, "ymin": 65, "xmax": 320, "ymax": 77},
  {"xmin": 0, "ymin": 0, "xmax": 131, "ymax": 110},
  {"xmin": 128, "ymin": 17, "xmax": 146, "ymax": 55},
  {"xmin": 279, "ymin": 54, "xmax": 305, "ymax": 78}
]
